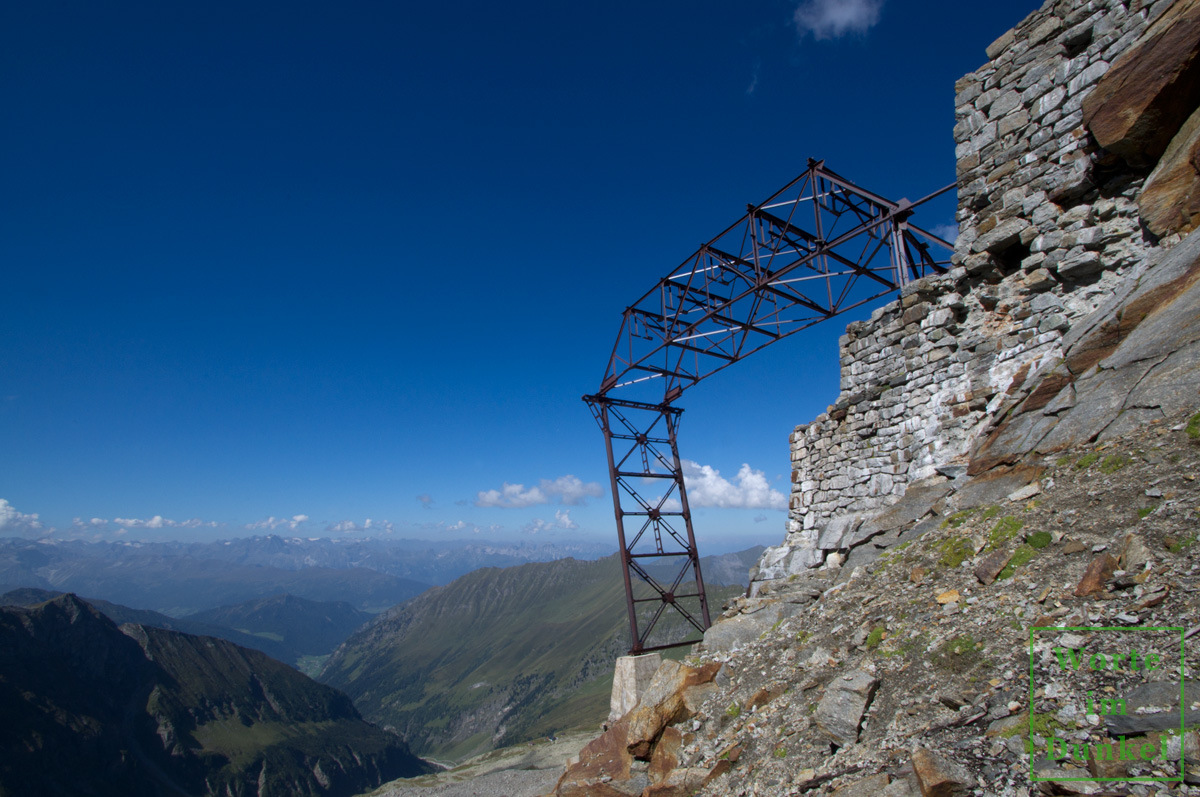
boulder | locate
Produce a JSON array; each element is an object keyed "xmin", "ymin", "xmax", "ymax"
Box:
[
  {"xmin": 625, "ymin": 660, "xmax": 721, "ymax": 758},
  {"xmin": 1140, "ymin": 103, "xmax": 1200, "ymax": 236},
  {"xmin": 911, "ymin": 747, "xmax": 975, "ymax": 797},
  {"xmin": 700, "ymin": 600, "xmax": 803, "ymax": 654},
  {"xmin": 815, "ymin": 669, "xmax": 879, "ymax": 746},
  {"xmin": 975, "ymin": 548, "xmax": 1015, "ymax": 585},
  {"xmin": 818, "ymin": 515, "xmax": 864, "ymax": 550},
  {"xmin": 846, "ymin": 480, "xmax": 953, "ymax": 547},
  {"xmin": 1082, "ymin": 0, "xmax": 1200, "ymax": 167},
  {"xmin": 1105, "ymin": 681, "xmax": 1200, "ymax": 735},
  {"xmin": 647, "ymin": 725, "xmax": 682, "ymax": 784},
  {"xmin": 552, "ymin": 716, "xmax": 635, "ymax": 796},
  {"xmin": 1074, "ymin": 553, "xmax": 1117, "ymax": 598}
]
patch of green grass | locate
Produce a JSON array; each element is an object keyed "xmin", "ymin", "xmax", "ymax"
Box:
[
  {"xmin": 932, "ymin": 634, "xmax": 982, "ymax": 673},
  {"xmin": 795, "ymin": 629, "xmax": 811, "ymax": 644},
  {"xmin": 1026, "ymin": 531, "xmax": 1052, "ymax": 549},
  {"xmin": 997, "ymin": 544, "xmax": 1037, "ymax": 580},
  {"xmin": 1138, "ymin": 506, "xmax": 1156, "ymax": 519},
  {"xmin": 986, "ymin": 517, "xmax": 1024, "ymax": 551},
  {"xmin": 1075, "ymin": 452, "xmax": 1100, "ymax": 470},
  {"xmin": 937, "ymin": 536, "xmax": 974, "ymax": 569},
  {"xmin": 1055, "ymin": 456, "xmax": 1072, "ymax": 467},
  {"xmin": 941, "ymin": 509, "xmax": 976, "ymax": 529},
  {"xmin": 1167, "ymin": 534, "xmax": 1196, "ymax": 554},
  {"xmin": 997, "ymin": 716, "xmax": 1028, "ymax": 739},
  {"xmin": 980, "ymin": 505, "xmax": 1001, "ymax": 521},
  {"xmin": 1186, "ymin": 412, "xmax": 1200, "ymax": 440},
  {"xmin": 865, "ymin": 625, "xmax": 886, "ymax": 649},
  {"xmin": 725, "ymin": 702, "xmax": 741, "ymax": 719},
  {"xmin": 773, "ymin": 746, "xmax": 787, "ymax": 759},
  {"xmin": 1028, "ymin": 712, "xmax": 1065, "ymax": 739},
  {"xmin": 1099, "ymin": 454, "xmax": 1131, "ymax": 474}
]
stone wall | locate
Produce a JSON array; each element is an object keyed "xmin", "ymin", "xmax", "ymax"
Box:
[{"xmin": 779, "ymin": 0, "xmax": 1180, "ymax": 562}]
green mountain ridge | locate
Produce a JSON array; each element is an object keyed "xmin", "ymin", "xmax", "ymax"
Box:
[
  {"xmin": 0, "ymin": 594, "xmax": 432, "ymax": 796},
  {"xmin": 319, "ymin": 553, "xmax": 745, "ymax": 763}
]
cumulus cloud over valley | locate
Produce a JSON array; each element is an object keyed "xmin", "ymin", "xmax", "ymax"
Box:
[
  {"xmin": 523, "ymin": 509, "xmax": 579, "ymax": 534},
  {"xmin": 475, "ymin": 475, "xmax": 602, "ymax": 508},
  {"xmin": 680, "ymin": 461, "xmax": 787, "ymax": 510}
]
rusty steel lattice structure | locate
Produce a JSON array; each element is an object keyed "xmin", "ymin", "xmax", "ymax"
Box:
[{"xmin": 584, "ymin": 159, "xmax": 955, "ymax": 654}]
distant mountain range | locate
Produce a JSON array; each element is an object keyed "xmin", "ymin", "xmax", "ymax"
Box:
[
  {"xmin": 0, "ymin": 594, "xmax": 431, "ymax": 796},
  {"xmin": 1, "ymin": 588, "xmax": 374, "ymax": 673},
  {"xmin": 0, "ymin": 535, "xmax": 614, "ymax": 615},
  {"xmin": 320, "ymin": 553, "xmax": 749, "ymax": 763}
]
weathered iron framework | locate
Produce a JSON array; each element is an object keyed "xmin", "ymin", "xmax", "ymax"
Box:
[{"xmin": 585, "ymin": 159, "xmax": 954, "ymax": 653}]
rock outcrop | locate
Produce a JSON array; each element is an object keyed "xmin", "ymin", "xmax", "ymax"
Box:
[{"xmin": 1082, "ymin": 0, "xmax": 1200, "ymax": 167}]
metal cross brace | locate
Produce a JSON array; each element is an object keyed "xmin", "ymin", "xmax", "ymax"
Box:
[{"xmin": 586, "ymin": 159, "xmax": 955, "ymax": 653}]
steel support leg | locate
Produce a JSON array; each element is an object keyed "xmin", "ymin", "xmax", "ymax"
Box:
[{"xmin": 585, "ymin": 395, "xmax": 711, "ymax": 654}]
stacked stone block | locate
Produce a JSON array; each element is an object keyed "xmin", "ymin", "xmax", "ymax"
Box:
[{"xmin": 784, "ymin": 0, "xmax": 1175, "ymax": 550}]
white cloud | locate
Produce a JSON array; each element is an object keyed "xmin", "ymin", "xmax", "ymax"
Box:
[
  {"xmin": 111, "ymin": 515, "xmax": 218, "ymax": 530},
  {"xmin": 475, "ymin": 483, "xmax": 547, "ymax": 508},
  {"xmin": 326, "ymin": 518, "xmax": 396, "ymax": 535},
  {"xmin": 417, "ymin": 494, "xmax": 434, "ymax": 508},
  {"xmin": 0, "ymin": 499, "xmax": 44, "ymax": 534},
  {"xmin": 794, "ymin": 0, "xmax": 884, "ymax": 40},
  {"xmin": 930, "ymin": 223, "xmax": 960, "ymax": 244},
  {"xmin": 679, "ymin": 461, "xmax": 787, "ymax": 510},
  {"xmin": 522, "ymin": 509, "xmax": 579, "ymax": 534},
  {"xmin": 245, "ymin": 514, "xmax": 309, "ymax": 531},
  {"xmin": 746, "ymin": 59, "xmax": 761, "ymax": 95},
  {"xmin": 540, "ymin": 475, "xmax": 603, "ymax": 506},
  {"xmin": 475, "ymin": 475, "xmax": 602, "ymax": 508}
]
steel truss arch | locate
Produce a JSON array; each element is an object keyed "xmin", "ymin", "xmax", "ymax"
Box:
[{"xmin": 585, "ymin": 159, "xmax": 954, "ymax": 654}]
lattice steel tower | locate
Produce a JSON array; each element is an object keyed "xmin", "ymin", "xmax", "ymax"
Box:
[{"xmin": 585, "ymin": 159, "xmax": 954, "ymax": 653}]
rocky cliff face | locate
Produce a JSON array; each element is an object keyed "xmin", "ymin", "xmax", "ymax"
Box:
[{"xmin": 0, "ymin": 594, "xmax": 431, "ymax": 796}]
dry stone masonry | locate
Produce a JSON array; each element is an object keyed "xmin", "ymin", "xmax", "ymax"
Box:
[{"xmin": 761, "ymin": 0, "xmax": 1200, "ymax": 586}]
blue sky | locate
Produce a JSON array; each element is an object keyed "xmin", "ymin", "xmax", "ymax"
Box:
[{"xmin": 1, "ymin": 0, "xmax": 1041, "ymax": 550}]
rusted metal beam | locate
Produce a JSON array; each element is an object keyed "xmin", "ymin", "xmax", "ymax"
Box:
[{"xmin": 586, "ymin": 162, "xmax": 954, "ymax": 653}]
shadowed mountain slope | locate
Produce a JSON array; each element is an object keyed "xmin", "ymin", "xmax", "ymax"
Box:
[{"xmin": 0, "ymin": 594, "xmax": 432, "ymax": 796}]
